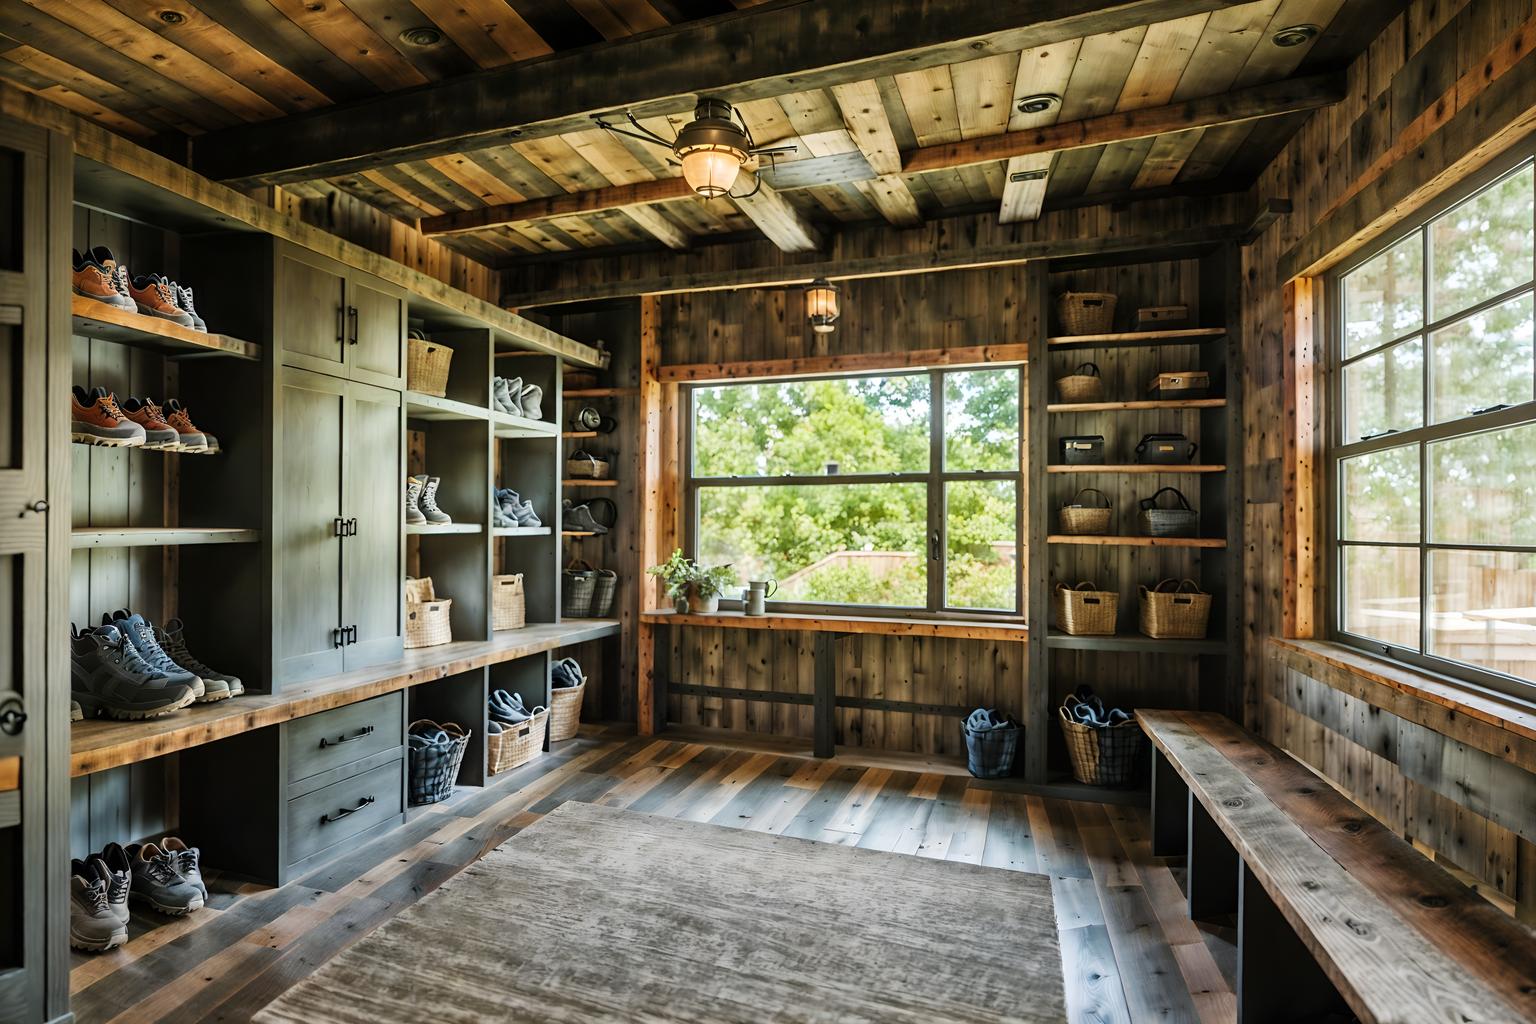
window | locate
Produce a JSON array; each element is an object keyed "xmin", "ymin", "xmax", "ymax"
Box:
[
  {"xmin": 1331, "ymin": 160, "xmax": 1536, "ymax": 695},
  {"xmin": 686, "ymin": 368, "xmax": 1022, "ymax": 614}
]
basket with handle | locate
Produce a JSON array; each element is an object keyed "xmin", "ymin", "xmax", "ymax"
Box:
[
  {"xmin": 548, "ymin": 672, "xmax": 586, "ymax": 742},
  {"xmin": 487, "ymin": 707, "xmax": 547, "ymax": 775},
  {"xmin": 1058, "ymin": 706, "xmax": 1143, "ymax": 786},
  {"xmin": 408, "ymin": 719, "xmax": 470, "ymax": 804},
  {"xmin": 406, "ymin": 331, "xmax": 452, "ymax": 398},
  {"xmin": 1139, "ymin": 578, "xmax": 1212, "ymax": 639},
  {"xmin": 590, "ymin": 569, "xmax": 619, "ymax": 617},
  {"xmin": 566, "ymin": 449, "xmax": 611, "ymax": 479},
  {"xmin": 1054, "ymin": 581, "xmax": 1118, "ymax": 636},
  {"xmin": 1138, "ymin": 487, "xmax": 1199, "ymax": 538},
  {"xmin": 1059, "ymin": 488, "xmax": 1113, "ymax": 536},
  {"xmin": 562, "ymin": 560, "xmax": 597, "ymax": 617},
  {"xmin": 1054, "ymin": 362, "xmax": 1104, "ymax": 403},
  {"xmin": 492, "ymin": 574, "xmax": 526, "ymax": 631},
  {"xmin": 404, "ymin": 576, "xmax": 452, "ymax": 649},
  {"xmin": 1057, "ymin": 292, "xmax": 1117, "ymax": 335}
]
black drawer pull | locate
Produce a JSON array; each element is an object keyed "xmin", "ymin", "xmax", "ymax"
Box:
[
  {"xmin": 319, "ymin": 725, "xmax": 374, "ymax": 749},
  {"xmin": 320, "ymin": 796, "xmax": 375, "ymax": 824},
  {"xmin": 347, "ymin": 305, "xmax": 359, "ymax": 345}
]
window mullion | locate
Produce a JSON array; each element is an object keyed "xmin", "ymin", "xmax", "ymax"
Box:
[{"xmin": 928, "ymin": 368, "xmax": 944, "ymax": 613}]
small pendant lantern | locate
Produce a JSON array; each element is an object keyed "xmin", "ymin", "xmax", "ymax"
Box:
[{"xmin": 806, "ymin": 278, "xmax": 840, "ymax": 334}]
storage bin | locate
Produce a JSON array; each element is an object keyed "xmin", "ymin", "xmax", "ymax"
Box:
[
  {"xmin": 1138, "ymin": 487, "xmax": 1199, "ymax": 538},
  {"xmin": 1057, "ymin": 435, "xmax": 1105, "ymax": 464},
  {"xmin": 407, "ymin": 720, "xmax": 470, "ymax": 804},
  {"xmin": 1054, "ymin": 581, "xmax": 1118, "ymax": 636},
  {"xmin": 1054, "ymin": 362, "xmax": 1104, "ymax": 403},
  {"xmin": 1134, "ymin": 433, "xmax": 1197, "ymax": 464},
  {"xmin": 1139, "ymin": 578, "xmax": 1212, "ymax": 639},
  {"xmin": 548, "ymin": 677, "xmax": 586, "ymax": 742},
  {"xmin": 404, "ymin": 577, "xmax": 452, "ymax": 649},
  {"xmin": 1059, "ymin": 709, "xmax": 1143, "ymax": 786},
  {"xmin": 566, "ymin": 449, "xmax": 611, "ymax": 479},
  {"xmin": 1058, "ymin": 488, "xmax": 1113, "ymax": 536},
  {"xmin": 487, "ymin": 707, "xmax": 547, "ymax": 775},
  {"xmin": 492, "ymin": 574, "xmax": 526, "ymax": 631},
  {"xmin": 1137, "ymin": 305, "xmax": 1189, "ymax": 330},
  {"xmin": 1057, "ymin": 292, "xmax": 1117, "ymax": 335},
  {"xmin": 963, "ymin": 716, "xmax": 1020, "ymax": 780},
  {"xmin": 562, "ymin": 560, "xmax": 597, "ymax": 617},
  {"xmin": 406, "ymin": 332, "xmax": 452, "ymax": 397},
  {"xmin": 590, "ymin": 569, "xmax": 619, "ymax": 617},
  {"xmin": 1147, "ymin": 370, "xmax": 1209, "ymax": 398}
]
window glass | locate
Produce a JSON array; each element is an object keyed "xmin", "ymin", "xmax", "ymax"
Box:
[
  {"xmin": 945, "ymin": 369, "xmax": 1019, "ymax": 472},
  {"xmin": 1428, "ymin": 549, "xmax": 1536, "ymax": 684},
  {"xmin": 1340, "ymin": 446, "xmax": 1419, "ymax": 543},
  {"xmin": 1341, "ymin": 545, "xmax": 1421, "ymax": 649},
  {"xmin": 1342, "ymin": 234, "xmax": 1423, "ymax": 357},
  {"xmin": 1344, "ymin": 339, "xmax": 1423, "ymax": 440},
  {"xmin": 1428, "ymin": 293, "xmax": 1534, "ymax": 424},
  {"xmin": 1429, "ymin": 422, "xmax": 1536, "ymax": 547},
  {"xmin": 1429, "ymin": 164, "xmax": 1534, "ymax": 322},
  {"xmin": 945, "ymin": 480, "xmax": 1017, "ymax": 610}
]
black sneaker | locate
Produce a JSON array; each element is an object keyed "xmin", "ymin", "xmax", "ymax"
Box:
[{"xmin": 70, "ymin": 625, "xmax": 195, "ymax": 720}]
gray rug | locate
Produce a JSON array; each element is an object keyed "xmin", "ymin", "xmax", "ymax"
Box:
[{"xmin": 255, "ymin": 801, "xmax": 1065, "ymax": 1023}]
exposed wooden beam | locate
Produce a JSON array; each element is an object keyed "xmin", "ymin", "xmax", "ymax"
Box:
[
  {"xmin": 730, "ymin": 179, "xmax": 824, "ymax": 252},
  {"xmin": 189, "ymin": 0, "xmax": 1258, "ymax": 187},
  {"xmin": 423, "ymin": 177, "xmax": 694, "ymax": 236},
  {"xmin": 830, "ymin": 78, "xmax": 922, "ymax": 227},
  {"xmin": 622, "ymin": 205, "xmax": 691, "ymax": 250},
  {"xmin": 657, "ymin": 343, "xmax": 1031, "ymax": 383},
  {"xmin": 1241, "ymin": 197, "xmax": 1291, "ymax": 245},
  {"xmin": 998, "ymin": 153, "xmax": 1053, "ymax": 223}
]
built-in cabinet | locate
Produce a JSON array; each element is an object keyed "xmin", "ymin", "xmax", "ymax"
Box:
[{"xmin": 275, "ymin": 245, "xmax": 406, "ymax": 390}]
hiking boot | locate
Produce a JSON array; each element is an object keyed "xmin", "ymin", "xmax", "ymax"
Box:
[
  {"xmin": 492, "ymin": 376, "xmax": 517, "ymax": 415},
  {"xmin": 162, "ymin": 399, "xmax": 207, "ymax": 452},
  {"xmin": 70, "ymin": 861, "xmax": 128, "ymax": 952},
  {"xmin": 72, "ymin": 248, "xmax": 134, "ymax": 311},
  {"xmin": 419, "ymin": 475, "xmax": 452, "ymax": 524},
  {"xmin": 518, "ymin": 382, "xmax": 543, "ymax": 420},
  {"xmin": 118, "ymin": 397, "xmax": 179, "ymax": 450},
  {"xmin": 126, "ymin": 843, "xmax": 203, "ymax": 915},
  {"xmin": 154, "ymin": 618, "xmax": 240, "ymax": 699},
  {"xmin": 97, "ymin": 843, "xmax": 133, "ymax": 926},
  {"xmin": 127, "ymin": 274, "xmax": 194, "ymax": 327},
  {"xmin": 70, "ymin": 699, "xmax": 83, "ymax": 722},
  {"xmin": 563, "ymin": 500, "xmax": 607, "ymax": 535},
  {"xmin": 199, "ymin": 432, "xmax": 220, "ymax": 456},
  {"xmin": 159, "ymin": 837, "xmax": 206, "ymax": 902},
  {"xmin": 104, "ymin": 610, "xmax": 203, "ymax": 696},
  {"xmin": 71, "ymin": 385, "xmax": 146, "ymax": 447},
  {"xmin": 405, "ymin": 475, "xmax": 426, "ymax": 525},
  {"xmin": 71, "ymin": 624, "xmax": 196, "ymax": 720},
  {"xmin": 172, "ymin": 283, "xmax": 206, "ymax": 333}
]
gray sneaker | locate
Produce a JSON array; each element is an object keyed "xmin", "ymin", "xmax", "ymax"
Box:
[
  {"xmin": 104, "ymin": 610, "xmax": 203, "ymax": 697},
  {"xmin": 419, "ymin": 475, "xmax": 452, "ymax": 524},
  {"xmin": 562, "ymin": 500, "xmax": 608, "ymax": 535},
  {"xmin": 173, "ymin": 283, "xmax": 207, "ymax": 333},
  {"xmin": 492, "ymin": 376, "xmax": 518, "ymax": 415},
  {"xmin": 159, "ymin": 837, "xmax": 207, "ymax": 903},
  {"xmin": 98, "ymin": 843, "xmax": 133, "ymax": 926},
  {"xmin": 406, "ymin": 475, "xmax": 426, "ymax": 525},
  {"xmin": 71, "ymin": 625, "xmax": 196, "ymax": 720},
  {"xmin": 154, "ymin": 618, "xmax": 240, "ymax": 699},
  {"xmin": 70, "ymin": 860, "xmax": 128, "ymax": 951},
  {"xmin": 518, "ymin": 382, "xmax": 543, "ymax": 420},
  {"xmin": 127, "ymin": 842, "xmax": 203, "ymax": 915}
]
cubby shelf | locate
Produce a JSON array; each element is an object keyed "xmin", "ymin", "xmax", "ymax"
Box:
[
  {"xmin": 562, "ymin": 430, "xmax": 597, "ymax": 438},
  {"xmin": 1046, "ymin": 327, "xmax": 1225, "ymax": 350},
  {"xmin": 68, "ymin": 440, "xmax": 217, "ymax": 456},
  {"xmin": 491, "ymin": 526, "xmax": 552, "ymax": 537},
  {"xmin": 406, "ymin": 523, "xmax": 482, "ymax": 535},
  {"xmin": 492, "ymin": 411, "xmax": 558, "ymax": 438},
  {"xmin": 405, "ymin": 392, "xmax": 490, "ymax": 422},
  {"xmin": 563, "ymin": 479, "xmax": 618, "ymax": 487},
  {"xmin": 1047, "ymin": 534, "xmax": 1226, "ymax": 548},
  {"xmin": 1048, "ymin": 464, "xmax": 1225, "ymax": 474},
  {"xmin": 1045, "ymin": 631, "xmax": 1225, "ymax": 654},
  {"xmin": 1049, "ymin": 398, "xmax": 1226, "ymax": 413},
  {"xmin": 70, "ymin": 295, "xmax": 261, "ymax": 360},
  {"xmin": 70, "ymin": 527, "xmax": 259, "ymax": 549},
  {"xmin": 564, "ymin": 387, "xmax": 637, "ymax": 398},
  {"xmin": 562, "ymin": 530, "xmax": 597, "ymax": 537}
]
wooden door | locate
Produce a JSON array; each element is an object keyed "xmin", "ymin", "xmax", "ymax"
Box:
[
  {"xmin": 274, "ymin": 367, "xmax": 346, "ymax": 684},
  {"xmin": 342, "ymin": 381, "xmax": 403, "ymax": 670},
  {"xmin": 275, "ymin": 247, "xmax": 347, "ymax": 378},
  {"xmin": 347, "ymin": 272, "xmax": 405, "ymax": 390}
]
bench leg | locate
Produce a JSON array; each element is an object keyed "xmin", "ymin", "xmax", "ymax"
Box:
[
  {"xmin": 1150, "ymin": 748, "xmax": 1188, "ymax": 857},
  {"xmin": 1237, "ymin": 861, "xmax": 1349, "ymax": 1024},
  {"xmin": 1187, "ymin": 792, "xmax": 1238, "ymax": 921}
]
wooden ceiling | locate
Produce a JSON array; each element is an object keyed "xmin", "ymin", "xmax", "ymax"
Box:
[{"xmin": 0, "ymin": 0, "xmax": 1397, "ymax": 264}]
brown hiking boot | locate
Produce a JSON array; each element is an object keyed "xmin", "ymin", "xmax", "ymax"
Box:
[
  {"xmin": 119, "ymin": 398, "xmax": 180, "ymax": 450},
  {"xmin": 162, "ymin": 399, "xmax": 207, "ymax": 452},
  {"xmin": 71, "ymin": 386, "xmax": 146, "ymax": 447},
  {"xmin": 72, "ymin": 249, "xmax": 134, "ymax": 311},
  {"xmin": 128, "ymin": 274, "xmax": 194, "ymax": 328}
]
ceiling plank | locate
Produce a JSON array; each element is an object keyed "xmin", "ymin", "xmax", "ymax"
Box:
[
  {"xmin": 829, "ymin": 78, "xmax": 921, "ymax": 227},
  {"xmin": 424, "ymin": 177, "xmax": 694, "ymax": 235},
  {"xmin": 622, "ymin": 203, "xmax": 691, "ymax": 250},
  {"xmin": 998, "ymin": 152, "xmax": 1053, "ymax": 223},
  {"xmin": 188, "ymin": 0, "xmax": 1261, "ymax": 186},
  {"xmin": 729, "ymin": 179, "xmax": 824, "ymax": 252}
]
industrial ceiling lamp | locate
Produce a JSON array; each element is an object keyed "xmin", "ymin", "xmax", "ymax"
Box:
[
  {"xmin": 593, "ymin": 98, "xmax": 795, "ymax": 200},
  {"xmin": 806, "ymin": 279, "xmax": 840, "ymax": 334}
]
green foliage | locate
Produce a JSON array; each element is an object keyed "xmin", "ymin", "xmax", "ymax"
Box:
[{"xmin": 646, "ymin": 549, "xmax": 738, "ymax": 601}]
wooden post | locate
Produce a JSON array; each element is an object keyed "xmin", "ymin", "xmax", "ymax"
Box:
[
  {"xmin": 1188, "ymin": 793, "xmax": 1239, "ymax": 920},
  {"xmin": 813, "ymin": 633, "xmax": 837, "ymax": 758},
  {"xmin": 1237, "ymin": 861, "xmax": 1348, "ymax": 1024},
  {"xmin": 1150, "ymin": 747, "xmax": 1188, "ymax": 857},
  {"xmin": 636, "ymin": 295, "xmax": 674, "ymax": 736},
  {"xmin": 1282, "ymin": 277, "xmax": 1319, "ymax": 639}
]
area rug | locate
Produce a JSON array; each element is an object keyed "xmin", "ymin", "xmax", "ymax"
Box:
[{"xmin": 254, "ymin": 801, "xmax": 1065, "ymax": 1023}]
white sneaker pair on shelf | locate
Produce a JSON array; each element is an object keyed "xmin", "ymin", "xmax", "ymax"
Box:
[
  {"xmin": 406, "ymin": 474, "xmax": 452, "ymax": 526},
  {"xmin": 493, "ymin": 376, "xmax": 542, "ymax": 420}
]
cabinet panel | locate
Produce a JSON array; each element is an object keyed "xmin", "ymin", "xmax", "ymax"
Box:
[
  {"xmin": 275, "ymin": 368, "xmax": 345, "ymax": 684},
  {"xmin": 284, "ymin": 758, "xmax": 402, "ymax": 865},
  {"xmin": 348, "ymin": 272, "xmax": 404, "ymax": 389},
  {"xmin": 343, "ymin": 382, "xmax": 403, "ymax": 670},
  {"xmin": 276, "ymin": 249, "xmax": 346, "ymax": 376},
  {"xmin": 285, "ymin": 693, "xmax": 403, "ymax": 789}
]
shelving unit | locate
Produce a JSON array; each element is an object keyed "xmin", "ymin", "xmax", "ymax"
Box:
[
  {"xmin": 1046, "ymin": 327, "xmax": 1225, "ymax": 350},
  {"xmin": 70, "ymin": 527, "xmax": 260, "ymax": 549},
  {"xmin": 70, "ymin": 295, "xmax": 261, "ymax": 360},
  {"xmin": 404, "ymin": 391, "xmax": 491, "ymax": 422},
  {"xmin": 1047, "ymin": 535, "xmax": 1227, "ymax": 548},
  {"xmin": 407, "ymin": 523, "xmax": 482, "ymax": 535},
  {"xmin": 1047, "ymin": 464, "xmax": 1224, "ymax": 473},
  {"xmin": 492, "ymin": 526, "xmax": 552, "ymax": 537},
  {"xmin": 1048, "ymin": 398, "xmax": 1226, "ymax": 413},
  {"xmin": 564, "ymin": 479, "xmax": 619, "ymax": 487},
  {"xmin": 1044, "ymin": 632, "xmax": 1226, "ymax": 655}
]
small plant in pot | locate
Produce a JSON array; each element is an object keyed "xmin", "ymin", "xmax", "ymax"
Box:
[{"xmin": 647, "ymin": 549, "xmax": 737, "ymax": 614}]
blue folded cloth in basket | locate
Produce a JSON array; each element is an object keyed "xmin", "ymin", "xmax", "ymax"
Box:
[{"xmin": 965, "ymin": 708, "xmax": 1015, "ymax": 733}]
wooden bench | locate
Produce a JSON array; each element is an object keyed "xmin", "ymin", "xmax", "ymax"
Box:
[{"xmin": 1139, "ymin": 709, "xmax": 1536, "ymax": 1024}]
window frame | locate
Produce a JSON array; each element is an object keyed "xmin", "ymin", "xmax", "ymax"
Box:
[
  {"xmin": 681, "ymin": 365, "xmax": 1025, "ymax": 619},
  {"xmin": 1326, "ymin": 150, "xmax": 1536, "ymax": 701}
]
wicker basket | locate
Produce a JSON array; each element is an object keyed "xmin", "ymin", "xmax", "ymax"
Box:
[
  {"xmin": 1139, "ymin": 578, "xmax": 1212, "ymax": 639},
  {"xmin": 1054, "ymin": 362, "xmax": 1104, "ymax": 403},
  {"xmin": 590, "ymin": 569, "xmax": 618, "ymax": 617},
  {"xmin": 492, "ymin": 574, "xmax": 526, "ymax": 631},
  {"xmin": 1057, "ymin": 292, "xmax": 1117, "ymax": 336},
  {"xmin": 487, "ymin": 707, "xmax": 547, "ymax": 775},
  {"xmin": 548, "ymin": 678, "xmax": 586, "ymax": 742},
  {"xmin": 1059, "ymin": 488, "xmax": 1113, "ymax": 536},
  {"xmin": 404, "ymin": 577, "xmax": 452, "ymax": 649},
  {"xmin": 1139, "ymin": 487, "xmax": 1200, "ymax": 538},
  {"xmin": 1059, "ymin": 709, "xmax": 1143, "ymax": 786},
  {"xmin": 408, "ymin": 719, "xmax": 470, "ymax": 804},
  {"xmin": 1054, "ymin": 581, "xmax": 1118, "ymax": 636},
  {"xmin": 563, "ymin": 560, "xmax": 597, "ymax": 617},
  {"xmin": 406, "ymin": 332, "xmax": 453, "ymax": 398},
  {"xmin": 566, "ymin": 449, "xmax": 611, "ymax": 479}
]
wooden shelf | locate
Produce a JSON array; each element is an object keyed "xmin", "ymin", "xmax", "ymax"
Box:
[
  {"xmin": 69, "ymin": 439, "xmax": 217, "ymax": 456},
  {"xmin": 642, "ymin": 609, "xmax": 1027, "ymax": 642},
  {"xmin": 1049, "ymin": 398, "xmax": 1226, "ymax": 413},
  {"xmin": 562, "ymin": 430, "xmax": 597, "ymax": 438},
  {"xmin": 405, "ymin": 392, "xmax": 490, "ymax": 422},
  {"xmin": 1046, "ymin": 631, "xmax": 1225, "ymax": 654},
  {"xmin": 563, "ymin": 479, "xmax": 618, "ymax": 487},
  {"xmin": 70, "ymin": 527, "xmax": 259, "ymax": 549},
  {"xmin": 1048, "ymin": 534, "xmax": 1226, "ymax": 548},
  {"xmin": 492, "ymin": 411, "xmax": 558, "ymax": 438},
  {"xmin": 491, "ymin": 526, "xmax": 552, "ymax": 537},
  {"xmin": 1046, "ymin": 327, "xmax": 1225, "ymax": 350},
  {"xmin": 70, "ymin": 296, "xmax": 260, "ymax": 360},
  {"xmin": 562, "ymin": 530, "xmax": 597, "ymax": 537},
  {"xmin": 1048, "ymin": 464, "xmax": 1225, "ymax": 474},
  {"xmin": 405, "ymin": 523, "xmax": 482, "ymax": 535},
  {"xmin": 564, "ymin": 387, "xmax": 637, "ymax": 398}
]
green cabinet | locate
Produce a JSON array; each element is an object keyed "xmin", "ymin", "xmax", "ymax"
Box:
[{"xmin": 275, "ymin": 244, "xmax": 405, "ymax": 390}]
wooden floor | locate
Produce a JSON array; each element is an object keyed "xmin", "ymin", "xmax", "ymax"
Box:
[{"xmin": 69, "ymin": 726, "xmax": 1238, "ymax": 1024}]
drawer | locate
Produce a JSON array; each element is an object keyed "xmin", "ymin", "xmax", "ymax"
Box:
[
  {"xmin": 286, "ymin": 693, "xmax": 403, "ymax": 786},
  {"xmin": 286, "ymin": 758, "xmax": 403, "ymax": 865}
]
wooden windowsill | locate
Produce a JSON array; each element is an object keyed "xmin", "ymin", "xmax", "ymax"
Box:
[
  {"xmin": 1268, "ymin": 637, "xmax": 1536, "ymax": 745},
  {"xmin": 641, "ymin": 608, "xmax": 1028, "ymax": 642}
]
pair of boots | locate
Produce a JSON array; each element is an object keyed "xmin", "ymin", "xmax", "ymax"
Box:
[
  {"xmin": 562, "ymin": 499, "xmax": 608, "ymax": 534},
  {"xmin": 406, "ymin": 475, "xmax": 451, "ymax": 526},
  {"xmin": 493, "ymin": 376, "xmax": 542, "ymax": 420},
  {"xmin": 492, "ymin": 487, "xmax": 540, "ymax": 528}
]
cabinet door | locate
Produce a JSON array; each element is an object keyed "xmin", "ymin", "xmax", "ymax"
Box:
[
  {"xmin": 275, "ymin": 368, "xmax": 346, "ymax": 684},
  {"xmin": 347, "ymin": 272, "xmax": 405, "ymax": 389},
  {"xmin": 276, "ymin": 248, "xmax": 347, "ymax": 377},
  {"xmin": 342, "ymin": 381, "xmax": 403, "ymax": 670}
]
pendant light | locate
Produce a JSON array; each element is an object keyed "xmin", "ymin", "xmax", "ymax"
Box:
[
  {"xmin": 593, "ymin": 99, "xmax": 796, "ymax": 201},
  {"xmin": 806, "ymin": 279, "xmax": 840, "ymax": 334}
]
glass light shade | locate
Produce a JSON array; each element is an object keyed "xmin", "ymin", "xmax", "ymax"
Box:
[
  {"xmin": 679, "ymin": 145, "xmax": 743, "ymax": 198},
  {"xmin": 806, "ymin": 279, "xmax": 839, "ymax": 334}
]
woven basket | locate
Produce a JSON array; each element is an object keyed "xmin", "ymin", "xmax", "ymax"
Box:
[
  {"xmin": 408, "ymin": 719, "xmax": 470, "ymax": 804},
  {"xmin": 566, "ymin": 449, "xmax": 611, "ymax": 479},
  {"xmin": 563, "ymin": 560, "xmax": 597, "ymax": 617},
  {"xmin": 404, "ymin": 577, "xmax": 452, "ymax": 649},
  {"xmin": 406, "ymin": 332, "xmax": 452, "ymax": 398},
  {"xmin": 1059, "ymin": 488, "xmax": 1113, "ymax": 536},
  {"xmin": 1059, "ymin": 709, "xmax": 1143, "ymax": 786},
  {"xmin": 492, "ymin": 574, "xmax": 526, "ymax": 631},
  {"xmin": 1139, "ymin": 487, "xmax": 1199, "ymax": 538},
  {"xmin": 590, "ymin": 569, "xmax": 619, "ymax": 617},
  {"xmin": 1057, "ymin": 292, "xmax": 1117, "ymax": 335},
  {"xmin": 1054, "ymin": 362, "xmax": 1104, "ymax": 403},
  {"xmin": 963, "ymin": 720, "xmax": 1020, "ymax": 779},
  {"xmin": 487, "ymin": 707, "xmax": 547, "ymax": 775},
  {"xmin": 548, "ymin": 678, "xmax": 586, "ymax": 742},
  {"xmin": 1054, "ymin": 581, "xmax": 1118, "ymax": 636},
  {"xmin": 1139, "ymin": 578, "xmax": 1212, "ymax": 639}
]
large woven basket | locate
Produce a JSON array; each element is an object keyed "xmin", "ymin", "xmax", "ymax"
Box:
[
  {"xmin": 1054, "ymin": 581, "xmax": 1118, "ymax": 636},
  {"xmin": 1139, "ymin": 578, "xmax": 1212, "ymax": 639},
  {"xmin": 590, "ymin": 569, "xmax": 618, "ymax": 617},
  {"xmin": 1057, "ymin": 292, "xmax": 1117, "ymax": 335},
  {"xmin": 562, "ymin": 560, "xmax": 597, "ymax": 617},
  {"xmin": 566, "ymin": 449, "xmax": 611, "ymax": 479},
  {"xmin": 1139, "ymin": 487, "xmax": 1199, "ymax": 538},
  {"xmin": 492, "ymin": 574, "xmax": 526, "ymax": 631},
  {"xmin": 1054, "ymin": 362, "xmax": 1104, "ymax": 403},
  {"xmin": 487, "ymin": 707, "xmax": 547, "ymax": 775},
  {"xmin": 406, "ymin": 332, "xmax": 452, "ymax": 398},
  {"xmin": 408, "ymin": 719, "xmax": 470, "ymax": 804},
  {"xmin": 548, "ymin": 678, "xmax": 586, "ymax": 742},
  {"xmin": 404, "ymin": 576, "xmax": 452, "ymax": 649},
  {"xmin": 1059, "ymin": 709, "xmax": 1143, "ymax": 786},
  {"xmin": 1059, "ymin": 488, "xmax": 1113, "ymax": 536}
]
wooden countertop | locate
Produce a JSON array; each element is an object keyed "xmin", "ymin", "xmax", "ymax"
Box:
[
  {"xmin": 641, "ymin": 609, "xmax": 1027, "ymax": 642},
  {"xmin": 71, "ymin": 620, "xmax": 621, "ymax": 777}
]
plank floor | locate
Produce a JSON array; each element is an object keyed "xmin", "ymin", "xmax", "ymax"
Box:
[{"xmin": 70, "ymin": 726, "xmax": 1238, "ymax": 1024}]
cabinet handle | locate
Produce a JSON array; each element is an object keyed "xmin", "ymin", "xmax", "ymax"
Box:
[
  {"xmin": 319, "ymin": 725, "xmax": 374, "ymax": 749},
  {"xmin": 346, "ymin": 624, "xmax": 359, "ymax": 645},
  {"xmin": 320, "ymin": 795, "xmax": 374, "ymax": 824},
  {"xmin": 334, "ymin": 516, "xmax": 348, "ymax": 538},
  {"xmin": 347, "ymin": 306, "xmax": 359, "ymax": 345},
  {"xmin": 347, "ymin": 517, "xmax": 359, "ymax": 537},
  {"xmin": 0, "ymin": 696, "xmax": 26, "ymax": 737},
  {"xmin": 332, "ymin": 627, "xmax": 346, "ymax": 649},
  {"xmin": 929, "ymin": 530, "xmax": 941, "ymax": 561},
  {"xmin": 18, "ymin": 499, "xmax": 47, "ymax": 518},
  {"xmin": 336, "ymin": 305, "xmax": 345, "ymax": 344}
]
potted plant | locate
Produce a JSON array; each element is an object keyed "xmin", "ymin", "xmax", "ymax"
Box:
[{"xmin": 647, "ymin": 549, "xmax": 737, "ymax": 614}]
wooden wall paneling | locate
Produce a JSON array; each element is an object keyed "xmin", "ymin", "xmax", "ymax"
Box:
[{"xmin": 1281, "ymin": 277, "xmax": 1318, "ymax": 640}]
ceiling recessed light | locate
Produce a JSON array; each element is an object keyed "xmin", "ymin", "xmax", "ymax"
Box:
[
  {"xmin": 158, "ymin": 9, "xmax": 185, "ymax": 24},
  {"xmin": 1010, "ymin": 169, "xmax": 1048, "ymax": 183},
  {"xmin": 1272, "ymin": 24, "xmax": 1320, "ymax": 47},
  {"xmin": 1016, "ymin": 94, "xmax": 1060, "ymax": 115},
  {"xmin": 398, "ymin": 26, "xmax": 444, "ymax": 47}
]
